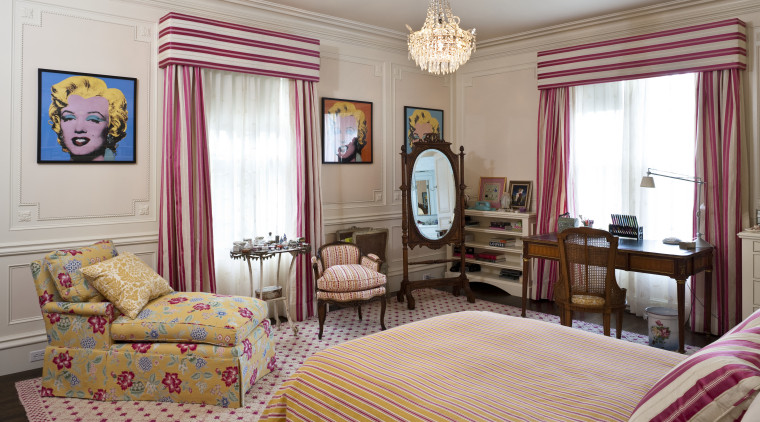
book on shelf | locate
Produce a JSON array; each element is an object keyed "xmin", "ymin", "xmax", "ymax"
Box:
[
  {"xmin": 489, "ymin": 238, "xmax": 516, "ymax": 248},
  {"xmin": 489, "ymin": 221, "xmax": 512, "ymax": 230},
  {"xmin": 453, "ymin": 245, "xmax": 475, "ymax": 259},
  {"xmin": 499, "ymin": 268, "xmax": 522, "ymax": 280},
  {"xmin": 476, "ymin": 252, "xmax": 506, "ymax": 263}
]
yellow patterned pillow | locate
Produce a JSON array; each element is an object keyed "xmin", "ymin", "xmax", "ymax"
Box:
[
  {"xmin": 44, "ymin": 240, "xmax": 117, "ymax": 302},
  {"xmin": 81, "ymin": 252, "xmax": 173, "ymax": 319}
]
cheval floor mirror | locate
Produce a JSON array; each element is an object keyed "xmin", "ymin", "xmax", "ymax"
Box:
[{"xmin": 398, "ymin": 133, "xmax": 474, "ymax": 309}]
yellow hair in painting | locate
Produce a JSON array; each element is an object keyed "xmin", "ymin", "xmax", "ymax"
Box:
[
  {"xmin": 327, "ymin": 101, "xmax": 367, "ymax": 146},
  {"xmin": 407, "ymin": 109, "xmax": 440, "ymax": 144},
  {"xmin": 48, "ymin": 75, "xmax": 128, "ymax": 153}
]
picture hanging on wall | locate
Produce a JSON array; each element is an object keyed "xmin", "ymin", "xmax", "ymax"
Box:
[
  {"xmin": 37, "ymin": 69, "xmax": 137, "ymax": 164},
  {"xmin": 322, "ymin": 97, "xmax": 373, "ymax": 164},
  {"xmin": 404, "ymin": 106, "xmax": 443, "ymax": 153}
]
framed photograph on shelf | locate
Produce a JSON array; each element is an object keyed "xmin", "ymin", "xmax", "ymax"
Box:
[
  {"xmin": 322, "ymin": 97, "xmax": 373, "ymax": 164},
  {"xmin": 37, "ymin": 69, "xmax": 137, "ymax": 163},
  {"xmin": 404, "ymin": 106, "xmax": 443, "ymax": 153},
  {"xmin": 478, "ymin": 177, "xmax": 507, "ymax": 209},
  {"xmin": 508, "ymin": 180, "xmax": 533, "ymax": 211}
]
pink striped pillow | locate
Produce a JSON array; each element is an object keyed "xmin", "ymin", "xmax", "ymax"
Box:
[{"xmin": 630, "ymin": 326, "xmax": 760, "ymax": 421}]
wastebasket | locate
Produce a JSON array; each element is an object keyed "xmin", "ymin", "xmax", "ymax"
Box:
[{"xmin": 645, "ymin": 306, "xmax": 679, "ymax": 351}]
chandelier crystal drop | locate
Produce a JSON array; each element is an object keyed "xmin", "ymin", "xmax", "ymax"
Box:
[{"xmin": 406, "ymin": 0, "xmax": 476, "ymax": 75}]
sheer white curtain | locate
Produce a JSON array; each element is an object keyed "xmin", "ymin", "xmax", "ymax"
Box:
[
  {"xmin": 570, "ymin": 73, "xmax": 697, "ymax": 316},
  {"xmin": 204, "ymin": 69, "xmax": 297, "ymax": 296}
]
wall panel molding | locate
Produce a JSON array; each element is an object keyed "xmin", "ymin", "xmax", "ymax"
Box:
[
  {"xmin": 0, "ymin": 330, "xmax": 46, "ymax": 351},
  {"xmin": 11, "ymin": 3, "xmax": 158, "ymax": 230},
  {"xmin": 390, "ymin": 63, "xmax": 452, "ymax": 207},
  {"xmin": 321, "ymin": 52, "xmax": 389, "ymax": 210},
  {"xmin": 0, "ymin": 233, "xmax": 159, "ymax": 257}
]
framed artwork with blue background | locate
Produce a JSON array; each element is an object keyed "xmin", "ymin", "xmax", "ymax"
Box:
[
  {"xmin": 404, "ymin": 106, "xmax": 443, "ymax": 153},
  {"xmin": 37, "ymin": 69, "xmax": 137, "ymax": 163}
]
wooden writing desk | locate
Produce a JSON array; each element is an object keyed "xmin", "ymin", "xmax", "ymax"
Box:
[{"xmin": 521, "ymin": 233, "xmax": 713, "ymax": 353}]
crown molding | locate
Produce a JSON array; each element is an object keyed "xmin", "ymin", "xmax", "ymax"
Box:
[
  {"xmin": 475, "ymin": 0, "xmax": 759, "ymax": 59},
  {"xmin": 124, "ymin": 0, "xmax": 408, "ymax": 52}
]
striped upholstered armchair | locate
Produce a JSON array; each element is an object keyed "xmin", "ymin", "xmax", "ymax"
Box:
[{"xmin": 312, "ymin": 241, "xmax": 387, "ymax": 339}]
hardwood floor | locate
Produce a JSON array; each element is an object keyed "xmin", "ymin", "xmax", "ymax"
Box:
[
  {"xmin": 0, "ymin": 282, "xmax": 715, "ymax": 421},
  {"xmin": 0, "ymin": 368, "xmax": 40, "ymax": 422}
]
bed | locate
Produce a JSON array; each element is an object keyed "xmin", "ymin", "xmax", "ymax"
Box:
[{"xmin": 261, "ymin": 310, "xmax": 760, "ymax": 421}]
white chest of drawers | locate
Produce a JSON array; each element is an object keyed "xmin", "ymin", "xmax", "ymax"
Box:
[{"xmin": 738, "ymin": 230, "xmax": 760, "ymax": 319}]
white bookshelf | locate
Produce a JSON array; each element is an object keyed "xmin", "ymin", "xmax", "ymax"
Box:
[{"xmin": 447, "ymin": 209, "xmax": 536, "ymax": 296}]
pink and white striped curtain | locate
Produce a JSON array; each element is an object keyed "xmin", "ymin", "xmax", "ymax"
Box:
[
  {"xmin": 157, "ymin": 13, "xmax": 322, "ymax": 302},
  {"xmin": 158, "ymin": 65, "xmax": 217, "ymax": 292},
  {"xmin": 535, "ymin": 19, "xmax": 749, "ymax": 333},
  {"xmin": 292, "ymin": 80, "xmax": 323, "ymax": 320},
  {"xmin": 534, "ymin": 87, "xmax": 571, "ymax": 300},
  {"xmin": 693, "ymin": 69, "xmax": 748, "ymax": 335}
]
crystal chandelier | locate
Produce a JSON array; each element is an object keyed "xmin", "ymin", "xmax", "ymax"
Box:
[{"xmin": 406, "ymin": 0, "xmax": 476, "ymax": 75}]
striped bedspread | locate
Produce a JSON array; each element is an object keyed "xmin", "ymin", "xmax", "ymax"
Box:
[{"xmin": 261, "ymin": 311, "xmax": 685, "ymax": 421}]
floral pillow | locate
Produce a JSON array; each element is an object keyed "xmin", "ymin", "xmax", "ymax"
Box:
[
  {"xmin": 80, "ymin": 252, "xmax": 173, "ymax": 319},
  {"xmin": 44, "ymin": 240, "xmax": 117, "ymax": 302}
]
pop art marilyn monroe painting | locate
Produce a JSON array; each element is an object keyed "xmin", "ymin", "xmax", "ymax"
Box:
[{"xmin": 38, "ymin": 69, "xmax": 137, "ymax": 163}]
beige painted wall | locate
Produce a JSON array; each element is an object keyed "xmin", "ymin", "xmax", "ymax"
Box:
[{"xmin": 2, "ymin": 0, "xmax": 759, "ymax": 376}]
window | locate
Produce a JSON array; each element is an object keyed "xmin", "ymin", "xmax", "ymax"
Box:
[
  {"xmin": 570, "ymin": 73, "xmax": 697, "ymax": 315},
  {"xmin": 204, "ymin": 70, "xmax": 297, "ymax": 295}
]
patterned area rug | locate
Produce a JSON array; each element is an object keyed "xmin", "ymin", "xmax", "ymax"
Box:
[{"xmin": 16, "ymin": 288, "xmax": 698, "ymax": 421}]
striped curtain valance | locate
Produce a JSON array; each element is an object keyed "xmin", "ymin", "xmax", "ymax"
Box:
[
  {"xmin": 158, "ymin": 13, "xmax": 320, "ymax": 82},
  {"xmin": 537, "ymin": 19, "xmax": 746, "ymax": 90}
]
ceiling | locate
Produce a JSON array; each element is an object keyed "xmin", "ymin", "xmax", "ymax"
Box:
[{"xmin": 257, "ymin": 0, "xmax": 686, "ymax": 42}]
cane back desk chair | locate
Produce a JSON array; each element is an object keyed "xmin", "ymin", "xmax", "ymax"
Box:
[{"xmin": 555, "ymin": 227, "xmax": 627, "ymax": 338}]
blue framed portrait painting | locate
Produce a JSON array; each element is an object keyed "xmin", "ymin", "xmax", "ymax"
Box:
[
  {"xmin": 404, "ymin": 106, "xmax": 443, "ymax": 153},
  {"xmin": 37, "ymin": 69, "xmax": 137, "ymax": 163}
]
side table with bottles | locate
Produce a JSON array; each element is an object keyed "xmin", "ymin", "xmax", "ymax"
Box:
[{"xmin": 230, "ymin": 242, "xmax": 311, "ymax": 335}]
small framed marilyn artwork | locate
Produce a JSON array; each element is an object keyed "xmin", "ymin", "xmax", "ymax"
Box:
[
  {"xmin": 508, "ymin": 180, "xmax": 533, "ymax": 211},
  {"xmin": 322, "ymin": 97, "xmax": 373, "ymax": 164},
  {"xmin": 404, "ymin": 106, "xmax": 443, "ymax": 153},
  {"xmin": 478, "ymin": 177, "xmax": 507, "ymax": 210}
]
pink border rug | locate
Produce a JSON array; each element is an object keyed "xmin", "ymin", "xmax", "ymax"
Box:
[{"xmin": 16, "ymin": 288, "xmax": 698, "ymax": 421}]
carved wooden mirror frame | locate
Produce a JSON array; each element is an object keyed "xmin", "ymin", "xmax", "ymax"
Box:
[{"xmin": 398, "ymin": 134, "xmax": 475, "ymax": 309}]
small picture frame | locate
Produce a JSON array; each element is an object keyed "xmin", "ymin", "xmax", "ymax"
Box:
[
  {"xmin": 322, "ymin": 97, "xmax": 373, "ymax": 164},
  {"xmin": 508, "ymin": 180, "xmax": 533, "ymax": 211},
  {"xmin": 404, "ymin": 106, "xmax": 443, "ymax": 153},
  {"xmin": 478, "ymin": 177, "xmax": 507, "ymax": 209}
]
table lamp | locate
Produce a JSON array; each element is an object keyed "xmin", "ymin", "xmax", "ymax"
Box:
[{"xmin": 640, "ymin": 168, "xmax": 709, "ymax": 248}]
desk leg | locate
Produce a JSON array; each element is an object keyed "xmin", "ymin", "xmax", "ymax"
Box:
[
  {"xmin": 676, "ymin": 278, "xmax": 686, "ymax": 354},
  {"xmin": 521, "ymin": 257, "xmax": 530, "ymax": 318}
]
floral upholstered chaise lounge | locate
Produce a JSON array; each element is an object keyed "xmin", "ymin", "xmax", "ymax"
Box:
[{"xmin": 31, "ymin": 240, "xmax": 276, "ymax": 407}]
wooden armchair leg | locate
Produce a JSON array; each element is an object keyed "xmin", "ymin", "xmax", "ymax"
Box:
[
  {"xmin": 380, "ymin": 295, "xmax": 387, "ymax": 331},
  {"xmin": 357, "ymin": 305, "xmax": 362, "ymax": 321},
  {"xmin": 563, "ymin": 310, "xmax": 573, "ymax": 327},
  {"xmin": 616, "ymin": 309, "xmax": 624, "ymax": 339},
  {"xmin": 318, "ymin": 300, "xmax": 327, "ymax": 340},
  {"xmin": 603, "ymin": 312, "xmax": 611, "ymax": 336}
]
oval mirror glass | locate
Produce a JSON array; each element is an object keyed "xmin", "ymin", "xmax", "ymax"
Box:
[{"xmin": 411, "ymin": 149, "xmax": 456, "ymax": 240}]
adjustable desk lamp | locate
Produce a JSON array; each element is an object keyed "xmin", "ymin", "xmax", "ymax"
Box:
[{"xmin": 640, "ymin": 168, "xmax": 709, "ymax": 248}]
